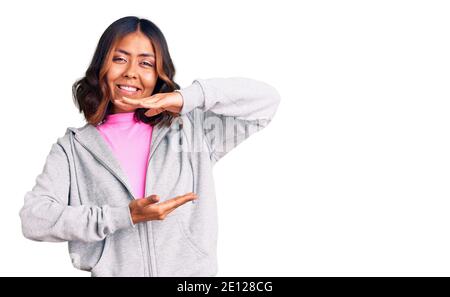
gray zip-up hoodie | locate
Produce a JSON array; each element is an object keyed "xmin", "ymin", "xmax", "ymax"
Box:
[{"xmin": 19, "ymin": 77, "xmax": 281, "ymax": 277}]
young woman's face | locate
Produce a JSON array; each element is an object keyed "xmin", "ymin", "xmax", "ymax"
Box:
[{"xmin": 106, "ymin": 31, "xmax": 157, "ymax": 113}]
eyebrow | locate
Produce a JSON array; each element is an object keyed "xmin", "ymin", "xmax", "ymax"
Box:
[{"xmin": 115, "ymin": 49, "xmax": 155, "ymax": 58}]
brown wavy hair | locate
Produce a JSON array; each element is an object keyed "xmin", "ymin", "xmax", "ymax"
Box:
[{"xmin": 72, "ymin": 16, "xmax": 180, "ymax": 127}]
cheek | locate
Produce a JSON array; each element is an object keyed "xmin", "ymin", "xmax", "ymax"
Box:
[
  {"xmin": 141, "ymin": 73, "xmax": 157, "ymax": 89},
  {"xmin": 106, "ymin": 68, "xmax": 122, "ymax": 84}
]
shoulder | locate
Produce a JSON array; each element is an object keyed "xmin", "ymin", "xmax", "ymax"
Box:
[{"xmin": 55, "ymin": 123, "xmax": 91, "ymax": 149}]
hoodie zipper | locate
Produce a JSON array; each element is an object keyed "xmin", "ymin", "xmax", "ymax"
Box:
[
  {"xmin": 141, "ymin": 121, "xmax": 179, "ymax": 277},
  {"xmin": 139, "ymin": 222, "xmax": 152, "ymax": 277},
  {"xmin": 144, "ymin": 223, "xmax": 153, "ymax": 277},
  {"xmin": 73, "ymin": 133, "xmax": 153, "ymax": 276},
  {"xmin": 142, "ymin": 127, "xmax": 163, "ymax": 278}
]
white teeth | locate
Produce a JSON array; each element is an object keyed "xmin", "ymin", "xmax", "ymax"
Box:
[{"xmin": 118, "ymin": 85, "xmax": 138, "ymax": 92}]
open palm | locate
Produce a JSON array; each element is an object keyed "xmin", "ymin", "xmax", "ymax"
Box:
[{"xmin": 116, "ymin": 91, "xmax": 184, "ymax": 117}]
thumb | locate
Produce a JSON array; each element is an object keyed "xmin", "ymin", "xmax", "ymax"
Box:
[
  {"xmin": 145, "ymin": 108, "xmax": 164, "ymax": 117},
  {"xmin": 137, "ymin": 195, "xmax": 159, "ymax": 207},
  {"xmin": 142, "ymin": 194, "xmax": 160, "ymax": 205}
]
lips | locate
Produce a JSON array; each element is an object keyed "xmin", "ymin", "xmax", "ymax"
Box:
[{"xmin": 116, "ymin": 84, "xmax": 141, "ymax": 95}]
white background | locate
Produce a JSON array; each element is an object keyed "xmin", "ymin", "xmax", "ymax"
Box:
[{"xmin": 0, "ymin": 0, "xmax": 449, "ymax": 276}]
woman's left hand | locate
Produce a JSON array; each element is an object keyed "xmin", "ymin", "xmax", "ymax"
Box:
[{"xmin": 117, "ymin": 91, "xmax": 184, "ymax": 117}]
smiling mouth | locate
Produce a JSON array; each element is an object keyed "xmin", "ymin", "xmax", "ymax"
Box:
[{"xmin": 116, "ymin": 84, "xmax": 141, "ymax": 95}]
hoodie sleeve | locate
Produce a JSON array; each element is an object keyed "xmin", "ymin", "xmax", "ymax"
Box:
[
  {"xmin": 19, "ymin": 142, "xmax": 134, "ymax": 243},
  {"xmin": 177, "ymin": 77, "xmax": 281, "ymax": 163}
]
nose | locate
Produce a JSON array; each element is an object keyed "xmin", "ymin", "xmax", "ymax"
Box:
[{"xmin": 123, "ymin": 62, "xmax": 138, "ymax": 79}]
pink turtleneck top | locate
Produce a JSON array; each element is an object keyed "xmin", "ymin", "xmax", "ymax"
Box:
[{"xmin": 96, "ymin": 112, "xmax": 153, "ymax": 199}]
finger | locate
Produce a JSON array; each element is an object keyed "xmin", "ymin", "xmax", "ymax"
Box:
[
  {"xmin": 142, "ymin": 100, "xmax": 165, "ymax": 110},
  {"xmin": 114, "ymin": 100, "xmax": 143, "ymax": 111},
  {"xmin": 141, "ymin": 194, "xmax": 160, "ymax": 206},
  {"xmin": 158, "ymin": 193, "xmax": 198, "ymax": 213},
  {"xmin": 126, "ymin": 99, "xmax": 163, "ymax": 111},
  {"xmin": 148, "ymin": 194, "xmax": 160, "ymax": 203},
  {"xmin": 111, "ymin": 99, "xmax": 138, "ymax": 113},
  {"xmin": 164, "ymin": 207, "xmax": 176, "ymax": 217},
  {"xmin": 119, "ymin": 96, "xmax": 145, "ymax": 108},
  {"xmin": 112, "ymin": 98, "xmax": 132, "ymax": 108},
  {"xmin": 122, "ymin": 96, "xmax": 162, "ymax": 108}
]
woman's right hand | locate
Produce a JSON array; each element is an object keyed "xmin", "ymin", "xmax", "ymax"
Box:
[{"xmin": 129, "ymin": 192, "xmax": 197, "ymax": 224}]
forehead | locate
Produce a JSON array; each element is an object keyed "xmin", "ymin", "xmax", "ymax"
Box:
[{"xmin": 115, "ymin": 31, "xmax": 155, "ymax": 53}]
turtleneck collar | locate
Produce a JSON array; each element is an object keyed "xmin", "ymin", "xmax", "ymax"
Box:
[{"xmin": 103, "ymin": 112, "xmax": 138, "ymax": 124}]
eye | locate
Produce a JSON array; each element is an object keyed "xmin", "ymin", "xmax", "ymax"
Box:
[
  {"xmin": 113, "ymin": 57, "xmax": 126, "ymax": 62},
  {"xmin": 142, "ymin": 61, "xmax": 154, "ymax": 67}
]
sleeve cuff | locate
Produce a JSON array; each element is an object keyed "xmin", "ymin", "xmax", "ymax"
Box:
[
  {"xmin": 110, "ymin": 205, "xmax": 135, "ymax": 231},
  {"xmin": 177, "ymin": 80, "xmax": 205, "ymax": 115}
]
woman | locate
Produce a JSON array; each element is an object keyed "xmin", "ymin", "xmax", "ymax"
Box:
[{"xmin": 19, "ymin": 16, "xmax": 281, "ymax": 277}]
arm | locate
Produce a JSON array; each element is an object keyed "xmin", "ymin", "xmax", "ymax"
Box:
[
  {"xmin": 19, "ymin": 142, "xmax": 134, "ymax": 243},
  {"xmin": 177, "ymin": 77, "xmax": 281, "ymax": 162}
]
